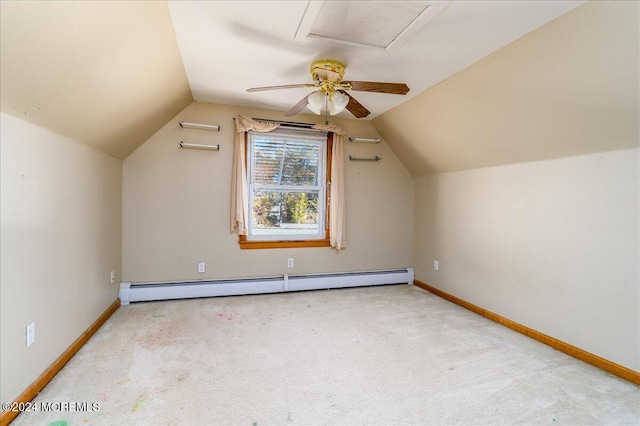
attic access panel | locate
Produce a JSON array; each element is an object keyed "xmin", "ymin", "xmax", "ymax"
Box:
[{"xmin": 295, "ymin": 0, "xmax": 449, "ymax": 54}]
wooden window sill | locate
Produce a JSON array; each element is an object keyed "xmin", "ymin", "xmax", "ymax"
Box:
[{"xmin": 238, "ymin": 238, "xmax": 331, "ymax": 250}]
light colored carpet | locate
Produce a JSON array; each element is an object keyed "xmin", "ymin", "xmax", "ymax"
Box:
[{"xmin": 12, "ymin": 284, "xmax": 640, "ymax": 425}]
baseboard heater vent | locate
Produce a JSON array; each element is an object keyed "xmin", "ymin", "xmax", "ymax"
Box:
[{"xmin": 119, "ymin": 268, "xmax": 413, "ymax": 305}]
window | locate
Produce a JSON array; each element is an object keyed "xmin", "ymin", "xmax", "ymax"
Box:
[{"xmin": 240, "ymin": 128, "xmax": 332, "ymax": 249}]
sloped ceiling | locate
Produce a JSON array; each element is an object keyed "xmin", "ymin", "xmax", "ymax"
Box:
[
  {"xmin": 168, "ymin": 0, "xmax": 583, "ymax": 120},
  {"xmin": 372, "ymin": 1, "xmax": 639, "ymax": 176},
  {"xmin": 3, "ymin": 0, "xmax": 633, "ymax": 173},
  {"xmin": 0, "ymin": 1, "xmax": 192, "ymax": 159}
]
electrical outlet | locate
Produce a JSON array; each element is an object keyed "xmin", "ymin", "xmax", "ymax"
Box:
[
  {"xmin": 110, "ymin": 270, "xmax": 116, "ymax": 284},
  {"xmin": 198, "ymin": 262, "xmax": 206, "ymax": 273},
  {"xmin": 26, "ymin": 322, "xmax": 35, "ymax": 348},
  {"xmin": 287, "ymin": 258, "xmax": 294, "ymax": 268},
  {"xmin": 433, "ymin": 260, "xmax": 439, "ymax": 271}
]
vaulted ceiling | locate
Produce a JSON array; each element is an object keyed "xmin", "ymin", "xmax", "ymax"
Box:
[
  {"xmin": 1, "ymin": 1, "xmax": 637, "ymax": 174},
  {"xmin": 0, "ymin": 1, "xmax": 192, "ymax": 159},
  {"xmin": 167, "ymin": 0, "xmax": 582, "ymax": 119},
  {"xmin": 373, "ymin": 1, "xmax": 639, "ymax": 175}
]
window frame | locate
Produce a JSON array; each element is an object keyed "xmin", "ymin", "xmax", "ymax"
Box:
[{"xmin": 238, "ymin": 130, "xmax": 333, "ymax": 250}]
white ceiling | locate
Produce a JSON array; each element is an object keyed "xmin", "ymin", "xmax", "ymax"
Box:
[
  {"xmin": 168, "ymin": 0, "xmax": 585, "ymax": 120},
  {"xmin": 0, "ymin": 0, "xmax": 591, "ymax": 161}
]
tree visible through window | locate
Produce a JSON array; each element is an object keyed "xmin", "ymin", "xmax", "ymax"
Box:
[{"xmin": 247, "ymin": 129, "xmax": 329, "ymax": 241}]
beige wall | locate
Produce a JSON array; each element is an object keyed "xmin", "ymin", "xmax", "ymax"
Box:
[
  {"xmin": 122, "ymin": 102, "xmax": 413, "ymax": 283},
  {"xmin": 371, "ymin": 0, "xmax": 640, "ymax": 372},
  {"xmin": 413, "ymin": 148, "xmax": 639, "ymax": 371},
  {"xmin": 0, "ymin": 113, "xmax": 123, "ymax": 403}
]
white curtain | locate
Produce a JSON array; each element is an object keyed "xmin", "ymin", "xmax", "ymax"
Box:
[
  {"xmin": 231, "ymin": 116, "xmax": 346, "ymax": 250},
  {"xmin": 230, "ymin": 116, "xmax": 279, "ymax": 235},
  {"xmin": 313, "ymin": 122, "xmax": 346, "ymax": 250}
]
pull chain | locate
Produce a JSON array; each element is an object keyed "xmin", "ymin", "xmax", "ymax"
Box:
[{"xmin": 324, "ymin": 93, "xmax": 329, "ymax": 125}]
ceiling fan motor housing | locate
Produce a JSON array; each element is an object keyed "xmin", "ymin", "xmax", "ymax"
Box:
[{"xmin": 311, "ymin": 59, "xmax": 346, "ymax": 84}]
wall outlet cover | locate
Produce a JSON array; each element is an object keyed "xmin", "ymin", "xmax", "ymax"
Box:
[{"xmin": 26, "ymin": 322, "xmax": 35, "ymax": 347}]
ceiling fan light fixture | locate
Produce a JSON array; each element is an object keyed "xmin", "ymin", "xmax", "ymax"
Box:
[
  {"xmin": 247, "ymin": 58, "xmax": 408, "ymax": 119},
  {"xmin": 329, "ymin": 91, "xmax": 349, "ymax": 115},
  {"xmin": 307, "ymin": 91, "xmax": 325, "ymax": 115}
]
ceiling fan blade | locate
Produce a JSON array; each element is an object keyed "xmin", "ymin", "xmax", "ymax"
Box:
[
  {"xmin": 339, "ymin": 90, "xmax": 370, "ymax": 119},
  {"xmin": 342, "ymin": 81, "xmax": 410, "ymax": 95},
  {"xmin": 247, "ymin": 84, "xmax": 315, "ymax": 92},
  {"xmin": 284, "ymin": 94, "xmax": 311, "ymax": 117}
]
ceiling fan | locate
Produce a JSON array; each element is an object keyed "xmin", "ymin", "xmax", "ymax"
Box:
[{"xmin": 246, "ymin": 59, "xmax": 409, "ymax": 119}]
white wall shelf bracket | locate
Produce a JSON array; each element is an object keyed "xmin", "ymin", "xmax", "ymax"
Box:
[
  {"xmin": 349, "ymin": 137, "xmax": 382, "ymax": 144},
  {"xmin": 349, "ymin": 155, "xmax": 382, "ymax": 161},
  {"xmin": 179, "ymin": 121, "xmax": 220, "ymax": 131},
  {"xmin": 179, "ymin": 142, "xmax": 220, "ymax": 151}
]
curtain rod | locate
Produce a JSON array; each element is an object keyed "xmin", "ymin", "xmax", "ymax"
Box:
[
  {"xmin": 233, "ymin": 117, "xmax": 316, "ymax": 129},
  {"xmin": 252, "ymin": 118, "xmax": 316, "ymax": 128},
  {"xmin": 249, "ymin": 118, "xmax": 327, "ymax": 134},
  {"xmin": 234, "ymin": 118, "xmax": 328, "ymax": 135}
]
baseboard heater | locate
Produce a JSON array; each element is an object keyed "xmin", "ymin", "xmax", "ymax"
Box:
[{"xmin": 119, "ymin": 268, "xmax": 413, "ymax": 305}]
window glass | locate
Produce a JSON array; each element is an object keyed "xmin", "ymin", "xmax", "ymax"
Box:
[{"xmin": 247, "ymin": 130, "xmax": 327, "ymax": 241}]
